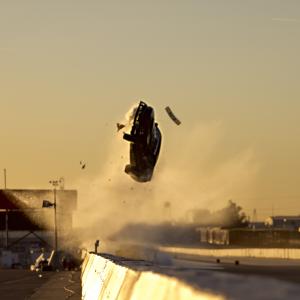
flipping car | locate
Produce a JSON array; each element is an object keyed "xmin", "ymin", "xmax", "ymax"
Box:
[{"xmin": 123, "ymin": 101, "xmax": 162, "ymax": 182}]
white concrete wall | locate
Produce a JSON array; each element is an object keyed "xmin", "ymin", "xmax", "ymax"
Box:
[
  {"xmin": 159, "ymin": 246, "xmax": 300, "ymax": 260},
  {"xmin": 81, "ymin": 253, "xmax": 223, "ymax": 300}
]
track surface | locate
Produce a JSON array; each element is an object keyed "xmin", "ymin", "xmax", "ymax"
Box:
[
  {"xmin": 0, "ymin": 269, "xmax": 81, "ymax": 300},
  {"xmin": 172, "ymin": 257, "xmax": 300, "ymax": 285},
  {"xmin": 0, "ymin": 269, "xmax": 54, "ymax": 300}
]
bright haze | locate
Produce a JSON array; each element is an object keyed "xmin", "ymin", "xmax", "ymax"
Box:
[{"xmin": 1, "ymin": 1, "xmax": 300, "ymax": 220}]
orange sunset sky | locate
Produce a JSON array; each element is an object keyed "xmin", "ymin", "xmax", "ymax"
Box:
[{"xmin": 1, "ymin": 1, "xmax": 300, "ymax": 219}]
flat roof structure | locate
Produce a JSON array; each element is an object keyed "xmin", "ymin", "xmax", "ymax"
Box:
[{"xmin": 0, "ymin": 189, "xmax": 77, "ymax": 249}]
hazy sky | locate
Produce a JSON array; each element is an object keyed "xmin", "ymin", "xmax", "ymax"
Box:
[{"xmin": 1, "ymin": 1, "xmax": 300, "ymax": 218}]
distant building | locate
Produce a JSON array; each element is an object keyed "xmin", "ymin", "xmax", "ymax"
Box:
[
  {"xmin": 265, "ymin": 216, "xmax": 300, "ymax": 230},
  {"xmin": 197, "ymin": 227, "xmax": 229, "ymax": 245}
]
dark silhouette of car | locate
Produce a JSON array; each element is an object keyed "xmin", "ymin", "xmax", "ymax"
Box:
[{"xmin": 123, "ymin": 101, "xmax": 162, "ymax": 182}]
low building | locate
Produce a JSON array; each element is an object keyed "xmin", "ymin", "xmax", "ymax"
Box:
[
  {"xmin": 197, "ymin": 224, "xmax": 300, "ymax": 248},
  {"xmin": 197, "ymin": 227, "xmax": 229, "ymax": 245},
  {"xmin": 0, "ymin": 189, "xmax": 77, "ymax": 267},
  {"xmin": 265, "ymin": 216, "xmax": 300, "ymax": 230}
]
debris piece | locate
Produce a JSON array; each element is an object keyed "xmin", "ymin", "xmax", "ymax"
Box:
[
  {"xmin": 116, "ymin": 123, "xmax": 125, "ymax": 132},
  {"xmin": 165, "ymin": 106, "xmax": 181, "ymax": 125},
  {"xmin": 64, "ymin": 286, "xmax": 76, "ymax": 296},
  {"xmin": 164, "ymin": 201, "xmax": 171, "ymax": 208},
  {"xmin": 80, "ymin": 161, "xmax": 86, "ymax": 169}
]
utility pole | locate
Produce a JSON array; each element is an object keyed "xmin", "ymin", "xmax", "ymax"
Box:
[
  {"xmin": 4, "ymin": 168, "xmax": 8, "ymax": 248},
  {"xmin": 53, "ymin": 187, "xmax": 57, "ymax": 253},
  {"xmin": 49, "ymin": 180, "xmax": 59, "ymax": 252},
  {"xmin": 5, "ymin": 211, "xmax": 8, "ymax": 249},
  {"xmin": 252, "ymin": 208, "xmax": 257, "ymax": 223},
  {"xmin": 3, "ymin": 168, "xmax": 6, "ymax": 189}
]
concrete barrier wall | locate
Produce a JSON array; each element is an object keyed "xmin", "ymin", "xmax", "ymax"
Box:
[
  {"xmin": 159, "ymin": 246, "xmax": 300, "ymax": 260},
  {"xmin": 81, "ymin": 253, "xmax": 223, "ymax": 300}
]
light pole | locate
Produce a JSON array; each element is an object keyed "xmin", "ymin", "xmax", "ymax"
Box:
[
  {"xmin": 43, "ymin": 179, "xmax": 61, "ymax": 252},
  {"xmin": 4, "ymin": 168, "xmax": 8, "ymax": 248},
  {"xmin": 3, "ymin": 168, "xmax": 6, "ymax": 189},
  {"xmin": 49, "ymin": 180, "xmax": 59, "ymax": 252}
]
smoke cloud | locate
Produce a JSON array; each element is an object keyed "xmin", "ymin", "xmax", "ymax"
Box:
[{"xmin": 73, "ymin": 104, "xmax": 259, "ymax": 249}]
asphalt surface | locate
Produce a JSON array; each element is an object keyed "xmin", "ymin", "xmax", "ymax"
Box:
[
  {"xmin": 168, "ymin": 259, "xmax": 300, "ymax": 300},
  {"xmin": 0, "ymin": 269, "xmax": 54, "ymax": 300},
  {"xmin": 2, "ymin": 254, "xmax": 300, "ymax": 300},
  {"xmin": 30, "ymin": 270, "xmax": 81, "ymax": 300},
  {"xmin": 155, "ymin": 246, "xmax": 300, "ymax": 285},
  {"xmin": 173, "ymin": 257, "xmax": 300, "ymax": 285},
  {"xmin": 217, "ymin": 262, "xmax": 300, "ymax": 285},
  {"xmin": 0, "ymin": 269, "xmax": 81, "ymax": 300}
]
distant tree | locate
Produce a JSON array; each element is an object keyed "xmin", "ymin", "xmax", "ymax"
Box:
[
  {"xmin": 217, "ymin": 200, "xmax": 248, "ymax": 228},
  {"xmin": 191, "ymin": 200, "xmax": 248, "ymax": 228}
]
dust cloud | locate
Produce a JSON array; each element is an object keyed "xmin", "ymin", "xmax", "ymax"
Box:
[{"xmin": 73, "ymin": 104, "xmax": 259, "ymax": 249}]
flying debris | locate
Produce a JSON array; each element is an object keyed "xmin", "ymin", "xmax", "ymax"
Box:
[
  {"xmin": 123, "ymin": 101, "xmax": 162, "ymax": 182},
  {"xmin": 165, "ymin": 106, "xmax": 181, "ymax": 125},
  {"xmin": 80, "ymin": 161, "xmax": 86, "ymax": 169},
  {"xmin": 116, "ymin": 123, "xmax": 125, "ymax": 132}
]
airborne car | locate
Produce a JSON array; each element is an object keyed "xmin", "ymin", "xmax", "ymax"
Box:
[{"xmin": 123, "ymin": 101, "xmax": 162, "ymax": 182}]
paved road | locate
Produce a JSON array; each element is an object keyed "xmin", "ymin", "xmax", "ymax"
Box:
[
  {"xmin": 0, "ymin": 269, "xmax": 81, "ymax": 300},
  {"xmin": 172, "ymin": 257, "xmax": 300, "ymax": 285},
  {"xmin": 0, "ymin": 269, "xmax": 54, "ymax": 300},
  {"xmin": 166, "ymin": 258, "xmax": 300, "ymax": 299},
  {"xmin": 30, "ymin": 271, "xmax": 81, "ymax": 300},
  {"xmin": 220, "ymin": 263, "xmax": 300, "ymax": 285}
]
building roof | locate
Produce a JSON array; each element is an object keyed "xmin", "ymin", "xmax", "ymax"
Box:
[
  {"xmin": 0, "ymin": 189, "xmax": 77, "ymax": 211},
  {"xmin": 268, "ymin": 216, "xmax": 300, "ymax": 220},
  {"xmin": 0, "ymin": 189, "xmax": 77, "ymax": 231}
]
